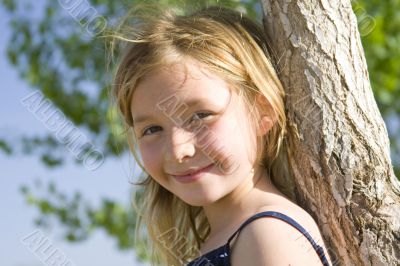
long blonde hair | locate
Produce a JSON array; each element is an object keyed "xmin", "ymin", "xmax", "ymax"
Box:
[{"xmin": 109, "ymin": 4, "xmax": 295, "ymax": 265}]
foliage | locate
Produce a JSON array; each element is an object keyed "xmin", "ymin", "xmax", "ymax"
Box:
[
  {"xmin": 352, "ymin": 0, "xmax": 400, "ymax": 170},
  {"xmin": 20, "ymin": 179, "xmax": 151, "ymax": 261},
  {"xmin": 1, "ymin": 0, "xmax": 399, "ymax": 263}
]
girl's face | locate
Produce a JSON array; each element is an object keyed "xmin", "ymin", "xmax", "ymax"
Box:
[{"xmin": 131, "ymin": 59, "xmax": 260, "ymax": 206}]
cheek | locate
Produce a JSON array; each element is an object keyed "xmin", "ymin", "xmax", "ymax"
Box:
[
  {"xmin": 195, "ymin": 120, "xmax": 241, "ymax": 174},
  {"xmin": 138, "ymin": 142, "xmax": 161, "ymax": 175}
]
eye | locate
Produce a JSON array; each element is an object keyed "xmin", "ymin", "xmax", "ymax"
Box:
[
  {"xmin": 193, "ymin": 112, "xmax": 211, "ymax": 119},
  {"xmin": 190, "ymin": 112, "xmax": 212, "ymax": 122},
  {"xmin": 141, "ymin": 125, "xmax": 162, "ymax": 137}
]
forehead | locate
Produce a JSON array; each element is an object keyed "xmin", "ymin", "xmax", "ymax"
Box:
[{"xmin": 130, "ymin": 61, "xmax": 233, "ymax": 120}]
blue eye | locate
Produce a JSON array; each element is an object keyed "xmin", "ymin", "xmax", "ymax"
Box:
[
  {"xmin": 191, "ymin": 112, "xmax": 212, "ymax": 122},
  {"xmin": 180, "ymin": 112, "xmax": 212, "ymax": 130},
  {"xmin": 141, "ymin": 126, "xmax": 162, "ymax": 136},
  {"xmin": 140, "ymin": 112, "xmax": 212, "ymax": 137},
  {"xmin": 185, "ymin": 112, "xmax": 213, "ymax": 128}
]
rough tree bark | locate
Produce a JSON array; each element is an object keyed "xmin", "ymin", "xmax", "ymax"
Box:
[{"xmin": 260, "ymin": 0, "xmax": 400, "ymax": 265}]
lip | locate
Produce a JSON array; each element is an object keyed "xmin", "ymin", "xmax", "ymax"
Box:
[{"xmin": 172, "ymin": 164, "xmax": 214, "ymax": 183}]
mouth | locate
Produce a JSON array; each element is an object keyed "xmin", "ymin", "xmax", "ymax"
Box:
[{"xmin": 172, "ymin": 164, "xmax": 214, "ymax": 183}]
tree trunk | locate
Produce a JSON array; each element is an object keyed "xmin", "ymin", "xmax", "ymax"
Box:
[{"xmin": 260, "ymin": 0, "xmax": 400, "ymax": 265}]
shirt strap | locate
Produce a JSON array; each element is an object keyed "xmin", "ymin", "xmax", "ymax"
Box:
[{"xmin": 226, "ymin": 211, "xmax": 330, "ymax": 266}]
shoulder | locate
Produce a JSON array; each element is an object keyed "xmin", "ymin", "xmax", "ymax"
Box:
[{"xmin": 230, "ymin": 205, "xmax": 329, "ymax": 266}]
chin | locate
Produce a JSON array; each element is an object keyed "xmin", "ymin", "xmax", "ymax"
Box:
[
  {"xmin": 181, "ymin": 197, "xmax": 211, "ymax": 207},
  {"xmin": 179, "ymin": 193, "xmax": 222, "ymax": 207}
]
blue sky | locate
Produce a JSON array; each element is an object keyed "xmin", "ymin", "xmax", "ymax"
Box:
[{"xmin": 0, "ymin": 4, "xmax": 149, "ymax": 266}]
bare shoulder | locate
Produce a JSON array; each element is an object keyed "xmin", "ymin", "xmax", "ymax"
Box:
[{"xmin": 230, "ymin": 204, "xmax": 331, "ymax": 266}]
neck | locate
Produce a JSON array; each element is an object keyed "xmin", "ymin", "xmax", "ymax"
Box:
[{"xmin": 202, "ymin": 166, "xmax": 277, "ymax": 238}]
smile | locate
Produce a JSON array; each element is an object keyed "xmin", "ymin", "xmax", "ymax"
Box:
[{"xmin": 172, "ymin": 164, "xmax": 214, "ymax": 183}]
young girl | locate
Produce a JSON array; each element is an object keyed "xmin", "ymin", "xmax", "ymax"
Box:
[{"xmin": 111, "ymin": 4, "xmax": 332, "ymax": 266}]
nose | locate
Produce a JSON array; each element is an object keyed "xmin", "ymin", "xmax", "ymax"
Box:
[{"xmin": 164, "ymin": 126, "xmax": 196, "ymax": 163}]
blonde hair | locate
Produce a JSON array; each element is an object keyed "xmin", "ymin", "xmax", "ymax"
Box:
[{"xmin": 109, "ymin": 4, "xmax": 295, "ymax": 265}]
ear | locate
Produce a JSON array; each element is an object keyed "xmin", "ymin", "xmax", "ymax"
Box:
[
  {"xmin": 255, "ymin": 94, "xmax": 276, "ymax": 136},
  {"xmin": 257, "ymin": 116, "xmax": 274, "ymax": 136}
]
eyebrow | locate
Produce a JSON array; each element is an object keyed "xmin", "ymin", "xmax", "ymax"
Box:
[
  {"xmin": 132, "ymin": 114, "xmax": 154, "ymax": 128},
  {"xmin": 132, "ymin": 98, "xmax": 212, "ymax": 128}
]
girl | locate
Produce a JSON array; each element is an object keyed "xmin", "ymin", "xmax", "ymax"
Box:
[{"xmin": 111, "ymin": 4, "xmax": 332, "ymax": 266}]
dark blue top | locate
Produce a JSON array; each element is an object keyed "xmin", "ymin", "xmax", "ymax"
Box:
[{"xmin": 186, "ymin": 211, "xmax": 331, "ymax": 266}]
